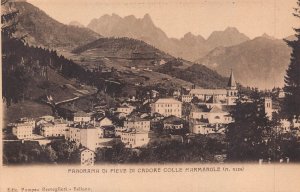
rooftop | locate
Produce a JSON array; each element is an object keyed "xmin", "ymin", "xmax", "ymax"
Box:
[
  {"xmin": 155, "ymin": 98, "xmax": 181, "ymax": 104},
  {"xmin": 189, "ymin": 89, "xmax": 227, "ymax": 95},
  {"xmin": 209, "ymin": 106, "xmax": 225, "ymax": 113}
]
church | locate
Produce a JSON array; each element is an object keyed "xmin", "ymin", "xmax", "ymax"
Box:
[{"xmin": 188, "ymin": 70, "xmax": 238, "ymax": 106}]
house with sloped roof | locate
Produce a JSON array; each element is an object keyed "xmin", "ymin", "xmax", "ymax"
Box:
[{"xmin": 98, "ymin": 117, "xmax": 113, "ymax": 127}]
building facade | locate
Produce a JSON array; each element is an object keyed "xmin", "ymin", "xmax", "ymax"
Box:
[
  {"xmin": 124, "ymin": 116, "xmax": 151, "ymax": 132},
  {"xmin": 39, "ymin": 119, "xmax": 68, "ymax": 137},
  {"xmin": 12, "ymin": 123, "xmax": 33, "ymax": 139},
  {"xmin": 73, "ymin": 111, "xmax": 91, "ymax": 123},
  {"xmin": 151, "ymin": 98, "xmax": 182, "ymax": 118},
  {"xmin": 120, "ymin": 130, "xmax": 150, "ymax": 148}
]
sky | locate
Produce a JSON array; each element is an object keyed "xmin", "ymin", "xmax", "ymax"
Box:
[{"xmin": 26, "ymin": 0, "xmax": 299, "ymax": 39}]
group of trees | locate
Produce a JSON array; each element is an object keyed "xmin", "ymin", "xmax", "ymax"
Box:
[
  {"xmin": 282, "ymin": 0, "xmax": 300, "ymax": 118},
  {"xmin": 95, "ymin": 137, "xmax": 225, "ymax": 164},
  {"xmin": 225, "ymin": 0, "xmax": 300, "ymax": 162},
  {"xmin": 226, "ymin": 94, "xmax": 274, "ymax": 162},
  {"xmin": 3, "ymin": 140, "xmax": 79, "ymax": 165},
  {"xmin": 226, "ymin": 91, "xmax": 300, "ymax": 162}
]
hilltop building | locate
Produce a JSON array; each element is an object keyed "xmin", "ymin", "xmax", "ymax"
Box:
[{"xmin": 151, "ymin": 98, "xmax": 182, "ymax": 118}]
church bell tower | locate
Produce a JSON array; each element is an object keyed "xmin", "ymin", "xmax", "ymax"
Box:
[{"xmin": 226, "ymin": 69, "xmax": 238, "ymax": 105}]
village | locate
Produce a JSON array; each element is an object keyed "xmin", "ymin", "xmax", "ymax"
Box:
[{"xmin": 3, "ymin": 70, "xmax": 300, "ymax": 166}]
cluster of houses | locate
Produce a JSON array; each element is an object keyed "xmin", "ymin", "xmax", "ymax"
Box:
[{"xmin": 7, "ymin": 71, "xmax": 300, "ymax": 165}]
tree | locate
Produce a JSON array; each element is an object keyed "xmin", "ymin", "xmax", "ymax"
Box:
[
  {"xmin": 49, "ymin": 140, "xmax": 78, "ymax": 162},
  {"xmin": 283, "ymin": 0, "xmax": 300, "ymax": 118},
  {"xmin": 226, "ymin": 95, "xmax": 271, "ymax": 162},
  {"xmin": 44, "ymin": 146, "xmax": 58, "ymax": 162}
]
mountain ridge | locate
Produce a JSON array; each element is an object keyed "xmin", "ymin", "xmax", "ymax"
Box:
[
  {"xmin": 14, "ymin": 1, "xmax": 101, "ymax": 49},
  {"xmin": 195, "ymin": 36, "xmax": 291, "ymax": 89},
  {"xmin": 87, "ymin": 14, "xmax": 250, "ymax": 61}
]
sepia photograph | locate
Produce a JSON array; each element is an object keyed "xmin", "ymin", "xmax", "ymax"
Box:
[{"xmin": 1, "ymin": 0, "xmax": 300, "ymax": 191}]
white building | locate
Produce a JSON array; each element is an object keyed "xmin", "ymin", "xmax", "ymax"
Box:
[
  {"xmin": 189, "ymin": 120, "xmax": 226, "ymax": 135},
  {"xmin": 17, "ymin": 118, "xmax": 35, "ymax": 131},
  {"xmin": 120, "ymin": 129, "xmax": 150, "ymax": 148},
  {"xmin": 39, "ymin": 119, "xmax": 69, "ymax": 137},
  {"xmin": 12, "ymin": 123, "xmax": 33, "ymax": 139},
  {"xmin": 67, "ymin": 123, "xmax": 98, "ymax": 151},
  {"xmin": 151, "ymin": 98, "xmax": 182, "ymax": 118},
  {"xmin": 124, "ymin": 116, "xmax": 151, "ymax": 132},
  {"xmin": 73, "ymin": 111, "xmax": 91, "ymax": 123}
]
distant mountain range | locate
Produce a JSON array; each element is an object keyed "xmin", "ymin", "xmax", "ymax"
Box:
[
  {"xmin": 196, "ymin": 36, "xmax": 292, "ymax": 89},
  {"xmin": 87, "ymin": 14, "xmax": 250, "ymax": 61},
  {"xmin": 14, "ymin": 2, "xmax": 293, "ymax": 89},
  {"xmin": 15, "ymin": 2, "xmax": 101, "ymax": 49}
]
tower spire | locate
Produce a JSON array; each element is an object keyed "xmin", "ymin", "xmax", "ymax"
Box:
[{"xmin": 227, "ymin": 69, "xmax": 236, "ymax": 89}]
